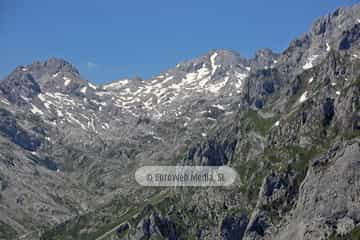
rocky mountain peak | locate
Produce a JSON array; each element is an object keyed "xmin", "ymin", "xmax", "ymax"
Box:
[
  {"xmin": 0, "ymin": 58, "xmax": 95, "ymax": 103},
  {"xmin": 274, "ymin": 3, "xmax": 360, "ymax": 79},
  {"xmin": 311, "ymin": 3, "xmax": 360, "ymax": 37},
  {"xmin": 24, "ymin": 57, "xmax": 80, "ymax": 79},
  {"xmin": 173, "ymin": 49, "xmax": 249, "ymax": 75},
  {"xmin": 208, "ymin": 49, "xmax": 248, "ymax": 66},
  {"xmin": 251, "ymin": 48, "xmax": 280, "ymax": 70},
  {"xmin": 0, "ymin": 68, "xmax": 41, "ymax": 105}
]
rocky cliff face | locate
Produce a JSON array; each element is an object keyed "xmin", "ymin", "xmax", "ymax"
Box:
[{"xmin": 0, "ymin": 3, "xmax": 360, "ymax": 240}]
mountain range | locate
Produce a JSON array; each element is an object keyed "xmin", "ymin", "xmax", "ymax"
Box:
[{"xmin": 1, "ymin": 3, "xmax": 360, "ymax": 240}]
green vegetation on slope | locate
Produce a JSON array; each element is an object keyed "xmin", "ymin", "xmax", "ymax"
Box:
[
  {"xmin": 242, "ymin": 110, "xmax": 278, "ymax": 136},
  {"xmin": 329, "ymin": 225, "xmax": 360, "ymax": 240},
  {"xmin": 0, "ymin": 221, "xmax": 17, "ymax": 240}
]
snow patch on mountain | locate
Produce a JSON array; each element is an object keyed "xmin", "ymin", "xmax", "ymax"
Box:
[
  {"xmin": 207, "ymin": 76, "xmax": 229, "ymax": 93},
  {"xmin": 234, "ymin": 72, "xmax": 248, "ymax": 90},
  {"xmin": 303, "ymin": 55, "xmax": 319, "ymax": 70},
  {"xmin": 56, "ymin": 109, "xmax": 64, "ymax": 117},
  {"xmin": 210, "ymin": 52, "xmax": 219, "ymax": 75},
  {"xmin": 67, "ymin": 112, "xmax": 86, "ymax": 130},
  {"xmin": 326, "ymin": 42, "xmax": 331, "ymax": 52},
  {"xmin": 103, "ymin": 79, "xmax": 130, "ymax": 90},
  {"xmin": 212, "ymin": 104, "xmax": 225, "ymax": 110},
  {"xmin": 45, "ymin": 92, "xmax": 76, "ymax": 106},
  {"xmin": 80, "ymin": 86, "xmax": 87, "ymax": 94},
  {"xmin": 88, "ymin": 83, "xmax": 97, "ymax": 90},
  {"xmin": 30, "ymin": 104, "xmax": 44, "ymax": 115},
  {"xmin": 63, "ymin": 77, "xmax": 72, "ymax": 86},
  {"xmin": 0, "ymin": 98, "xmax": 10, "ymax": 105},
  {"xmin": 299, "ymin": 91, "xmax": 308, "ymax": 103}
]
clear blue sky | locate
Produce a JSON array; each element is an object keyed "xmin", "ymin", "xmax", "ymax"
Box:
[{"xmin": 1, "ymin": 0, "xmax": 359, "ymax": 84}]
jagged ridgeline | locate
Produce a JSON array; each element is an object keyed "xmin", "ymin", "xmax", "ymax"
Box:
[{"xmin": 0, "ymin": 3, "xmax": 360, "ymax": 240}]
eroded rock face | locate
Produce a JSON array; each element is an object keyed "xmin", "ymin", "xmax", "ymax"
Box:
[
  {"xmin": 244, "ymin": 211, "xmax": 271, "ymax": 240},
  {"xmin": 275, "ymin": 139, "xmax": 360, "ymax": 240},
  {"xmin": 132, "ymin": 209, "xmax": 178, "ymax": 240},
  {"xmin": 116, "ymin": 223, "xmax": 130, "ymax": 236},
  {"xmin": 220, "ymin": 214, "xmax": 248, "ymax": 240},
  {"xmin": 0, "ymin": 108, "xmax": 41, "ymax": 151},
  {"xmin": 339, "ymin": 24, "xmax": 360, "ymax": 50},
  {"xmin": 322, "ymin": 98, "xmax": 335, "ymax": 127},
  {"xmin": 0, "ymin": 70, "xmax": 41, "ymax": 105},
  {"xmin": 184, "ymin": 138, "xmax": 237, "ymax": 166},
  {"xmin": 241, "ymin": 170, "xmax": 299, "ymax": 240}
]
